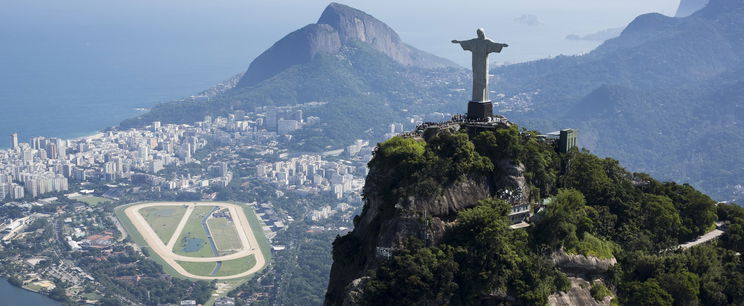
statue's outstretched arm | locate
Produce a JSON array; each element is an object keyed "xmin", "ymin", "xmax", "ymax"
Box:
[{"xmin": 451, "ymin": 40, "xmax": 460, "ymax": 44}]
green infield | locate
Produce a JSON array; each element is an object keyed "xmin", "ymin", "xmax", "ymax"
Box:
[
  {"xmin": 174, "ymin": 206, "xmax": 216, "ymax": 257},
  {"xmin": 140, "ymin": 205, "xmax": 188, "ymax": 244},
  {"xmin": 215, "ymin": 254, "xmax": 257, "ymax": 277},
  {"xmin": 176, "ymin": 255, "xmax": 257, "ymax": 278},
  {"xmin": 207, "ymin": 215, "xmax": 243, "ymax": 251},
  {"xmin": 177, "ymin": 261, "xmax": 217, "ymax": 277}
]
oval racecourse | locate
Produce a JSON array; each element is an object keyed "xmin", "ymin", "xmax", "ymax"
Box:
[{"xmin": 118, "ymin": 202, "xmax": 269, "ymax": 280}]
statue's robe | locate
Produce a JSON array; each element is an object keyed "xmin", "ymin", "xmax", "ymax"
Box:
[{"xmin": 456, "ymin": 39, "xmax": 505, "ymax": 102}]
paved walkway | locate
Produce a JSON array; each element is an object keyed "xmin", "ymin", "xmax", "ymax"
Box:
[{"xmin": 678, "ymin": 222, "xmax": 725, "ymax": 250}]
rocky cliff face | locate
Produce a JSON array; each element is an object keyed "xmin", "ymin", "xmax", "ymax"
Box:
[
  {"xmin": 551, "ymin": 249, "xmax": 617, "ymax": 275},
  {"xmin": 237, "ymin": 2, "xmax": 457, "ymax": 88},
  {"xmin": 548, "ymin": 277, "xmax": 613, "ymax": 306}
]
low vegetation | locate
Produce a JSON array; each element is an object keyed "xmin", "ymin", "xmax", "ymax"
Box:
[
  {"xmin": 174, "ymin": 206, "xmax": 215, "ymax": 257},
  {"xmin": 590, "ymin": 282, "xmax": 613, "ymax": 302},
  {"xmin": 207, "ymin": 215, "xmax": 243, "ymax": 251},
  {"xmin": 140, "ymin": 206, "xmax": 187, "ymax": 244}
]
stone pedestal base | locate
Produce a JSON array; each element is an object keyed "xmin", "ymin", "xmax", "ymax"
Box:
[{"xmin": 467, "ymin": 101, "xmax": 493, "ymax": 120}]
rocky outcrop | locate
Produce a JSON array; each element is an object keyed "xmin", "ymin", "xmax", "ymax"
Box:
[
  {"xmin": 548, "ymin": 251, "xmax": 617, "ymax": 306},
  {"xmin": 237, "ymin": 2, "xmax": 457, "ymax": 88},
  {"xmin": 324, "ymin": 173, "xmax": 496, "ymax": 305},
  {"xmin": 325, "ymin": 123, "xmax": 532, "ymax": 306},
  {"xmin": 548, "ymin": 277, "xmax": 613, "ymax": 306},
  {"xmin": 551, "ymin": 249, "xmax": 617, "ymax": 275}
]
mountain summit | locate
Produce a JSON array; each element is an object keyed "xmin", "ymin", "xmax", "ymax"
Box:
[
  {"xmin": 237, "ymin": 2, "xmax": 456, "ymax": 88},
  {"xmin": 122, "ymin": 2, "xmax": 467, "ymax": 150}
]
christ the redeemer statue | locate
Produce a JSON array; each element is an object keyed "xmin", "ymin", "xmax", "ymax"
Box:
[{"xmin": 452, "ymin": 28, "xmax": 508, "ymax": 119}]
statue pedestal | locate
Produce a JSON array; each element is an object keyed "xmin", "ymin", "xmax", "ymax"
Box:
[{"xmin": 467, "ymin": 101, "xmax": 493, "ymax": 120}]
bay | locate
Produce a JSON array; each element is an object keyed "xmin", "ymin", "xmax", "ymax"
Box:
[{"xmin": 0, "ymin": 278, "xmax": 60, "ymax": 306}]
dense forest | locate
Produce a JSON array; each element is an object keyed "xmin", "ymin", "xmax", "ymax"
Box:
[{"xmin": 332, "ymin": 124, "xmax": 744, "ymax": 305}]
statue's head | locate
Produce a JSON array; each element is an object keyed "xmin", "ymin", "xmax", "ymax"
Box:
[{"xmin": 477, "ymin": 28, "xmax": 485, "ymax": 39}]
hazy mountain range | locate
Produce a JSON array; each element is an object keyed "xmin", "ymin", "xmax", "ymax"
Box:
[
  {"xmin": 493, "ymin": 0, "xmax": 744, "ymax": 203},
  {"xmin": 124, "ymin": 0, "xmax": 743, "ymax": 203}
]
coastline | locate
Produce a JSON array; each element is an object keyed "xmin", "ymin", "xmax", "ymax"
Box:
[
  {"xmin": 0, "ymin": 278, "xmax": 60, "ymax": 306},
  {"xmin": 0, "ymin": 129, "xmax": 107, "ymax": 150}
]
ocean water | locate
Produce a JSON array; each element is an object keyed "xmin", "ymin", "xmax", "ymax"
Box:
[
  {"xmin": 0, "ymin": 279, "xmax": 60, "ymax": 306},
  {"xmin": 0, "ymin": 1, "xmax": 675, "ymax": 148},
  {"xmin": 0, "ymin": 33, "xmax": 249, "ymax": 148}
]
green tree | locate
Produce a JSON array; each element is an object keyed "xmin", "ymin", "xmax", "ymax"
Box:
[
  {"xmin": 447, "ymin": 198, "xmax": 517, "ymax": 303},
  {"xmin": 718, "ymin": 203, "xmax": 744, "ymax": 253},
  {"xmin": 641, "ymin": 194, "xmax": 682, "ymax": 247},
  {"xmin": 721, "ymin": 220, "xmax": 744, "ymax": 253},
  {"xmin": 519, "ymin": 132, "xmax": 560, "ymax": 198},
  {"xmin": 427, "ymin": 132, "xmax": 493, "ymax": 177},
  {"xmin": 656, "ymin": 272, "xmax": 700, "ymax": 306},
  {"xmin": 647, "ymin": 182, "xmax": 717, "ymax": 240},
  {"xmin": 472, "ymin": 126, "xmax": 522, "ymax": 162},
  {"xmin": 364, "ymin": 242, "xmax": 459, "ymax": 305},
  {"xmin": 620, "ymin": 279, "xmax": 673, "ymax": 306},
  {"xmin": 533, "ymin": 189, "xmax": 592, "ymax": 250}
]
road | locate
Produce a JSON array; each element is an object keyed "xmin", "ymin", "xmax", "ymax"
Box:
[
  {"xmin": 123, "ymin": 202, "xmax": 267, "ymax": 280},
  {"xmin": 678, "ymin": 222, "xmax": 726, "ymax": 250},
  {"xmin": 110, "ymin": 215, "xmax": 128, "ymax": 241}
]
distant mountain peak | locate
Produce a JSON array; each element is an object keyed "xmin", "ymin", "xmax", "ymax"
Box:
[
  {"xmin": 318, "ymin": 2, "xmax": 401, "ymax": 44},
  {"xmin": 675, "ymin": 0, "xmax": 710, "ymax": 17},
  {"xmin": 236, "ymin": 2, "xmax": 456, "ymax": 88}
]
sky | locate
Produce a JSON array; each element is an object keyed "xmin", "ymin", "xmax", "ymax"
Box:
[
  {"xmin": 0, "ymin": 0, "xmax": 680, "ymax": 146},
  {"xmin": 1, "ymin": 0, "xmax": 680, "ymax": 67}
]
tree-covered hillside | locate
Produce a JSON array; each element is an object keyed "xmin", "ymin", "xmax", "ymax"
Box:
[
  {"xmin": 121, "ymin": 40, "xmax": 467, "ymax": 151},
  {"xmin": 327, "ymin": 124, "xmax": 744, "ymax": 305}
]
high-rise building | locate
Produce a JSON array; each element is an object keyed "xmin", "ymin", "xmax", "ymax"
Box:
[
  {"xmin": 138, "ymin": 146, "xmax": 150, "ymax": 161},
  {"xmin": 277, "ymin": 119, "xmax": 301, "ymax": 134},
  {"xmin": 55, "ymin": 138, "xmax": 67, "ymax": 160},
  {"xmin": 219, "ymin": 161, "xmax": 229, "ymax": 177},
  {"xmin": 148, "ymin": 160, "xmax": 164, "ymax": 174},
  {"xmin": 558, "ymin": 129, "xmax": 577, "ymax": 153},
  {"xmin": 62, "ymin": 164, "xmax": 74, "ymax": 178},
  {"xmin": 12, "ymin": 185, "xmax": 24, "ymax": 199},
  {"xmin": 10, "ymin": 133, "xmax": 18, "ymax": 150},
  {"xmin": 265, "ymin": 108, "xmax": 278, "ymax": 131},
  {"xmin": 30, "ymin": 136, "xmax": 45, "ymax": 150}
]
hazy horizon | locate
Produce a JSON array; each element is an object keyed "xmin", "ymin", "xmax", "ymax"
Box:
[{"xmin": 0, "ymin": 0, "xmax": 679, "ymax": 147}]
